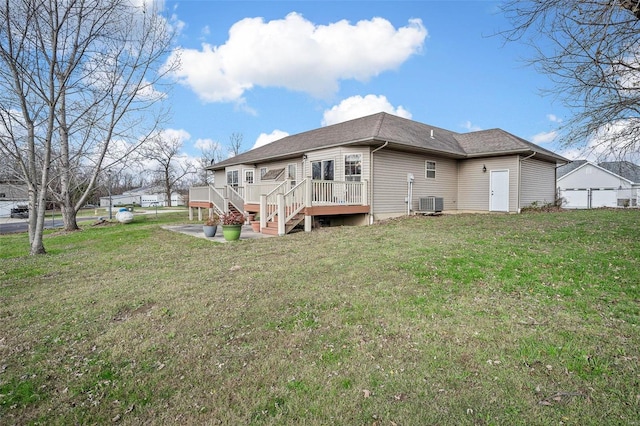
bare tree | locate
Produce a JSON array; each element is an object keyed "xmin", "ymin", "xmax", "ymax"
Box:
[
  {"xmin": 500, "ymin": 1, "xmax": 640, "ymax": 159},
  {"xmin": 141, "ymin": 132, "xmax": 196, "ymax": 207},
  {"xmin": 0, "ymin": 0, "xmax": 177, "ymax": 254},
  {"xmin": 197, "ymin": 139, "xmax": 223, "ymax": 185},
  {"xmin": 228, "ymin": 132, "xmax": 244, "ymax": 157}
]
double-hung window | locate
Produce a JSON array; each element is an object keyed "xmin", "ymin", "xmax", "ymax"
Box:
[
  {"xmin": 226, "ymin": 170, "xmax": 239, "ymax": 187},
  {"xmin": 425, "ymin": 161, "xmax": 436, "ymax": 179},
  {"xmin": 344, "ymin": 154, "xmax": 362, "ymax": 181},
  {"xmin": 287, "ymin": 163, "xmax": 297, "ymax": 186},
  {"xmin": 244, "ymin": 169, "xmax": 254, "ymax": 184}
]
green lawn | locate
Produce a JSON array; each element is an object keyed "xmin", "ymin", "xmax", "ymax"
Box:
[{"xmin": 1, "ymin": 210, "xmax": 639, "ymax": 425}]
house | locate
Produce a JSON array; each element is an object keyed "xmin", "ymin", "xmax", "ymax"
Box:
[
  {"xmin": 0, "ymin": 181, "xmax": 29, "ymax": 218},
  {"xmin": 99, "ymin": 186, "xmax": 186, "ymax": 209},
  {"xmin": 189, "ymin": 112, "xmax": 567, "ymax": 235},
  {"xmin": 557, "ymin": 160, "xmax": 640, "ymax": 208}
]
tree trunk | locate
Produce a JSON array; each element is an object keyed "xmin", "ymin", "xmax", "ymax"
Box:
[
  {"xmin": 58, "ymin": 91, "xmax": 80, "ymax": 231},
  {"xmin": 61, "ymin": 205, "xmax": 79, "ymax": 231}
]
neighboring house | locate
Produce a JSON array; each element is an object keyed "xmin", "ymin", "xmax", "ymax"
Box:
[
  {"xmin": 190, "ymin": 112, "xmax": 567, "ymax": 235},
  {"xmin": 557, "ymin": 160, "xmax": 640, "ymax": 208},
  {"xmin": 99, "ymin": 186, "xmax": 185, "ymax": 209},
  {"xmin": 0, "ymin": 182, "xmax": 29, "ymax": 218}
]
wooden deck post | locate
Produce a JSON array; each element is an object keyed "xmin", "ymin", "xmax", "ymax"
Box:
[
  {"xmin": 304, "ymin": 178, "xmax": 312, "ymax": 232},
  {"xmin": 362, "ymin": 179, "xmax": 368, "ymax": 205},
  {"xmin": 277, "ymin": 193, "xmax": 286, "ymax": 236},
  {"xmin": 260, "ymin": 195, "xmax": 267, "ymax": 230}
]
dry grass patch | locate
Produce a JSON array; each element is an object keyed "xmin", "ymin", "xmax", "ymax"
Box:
[{"xmin": 1, "ymin": 210, "xmax": 639, "ymax": 424}]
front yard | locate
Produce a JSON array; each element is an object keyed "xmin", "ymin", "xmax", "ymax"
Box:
[{"xmin": 1, "ymin": 210, "xmax": 638, "ymax": 424}]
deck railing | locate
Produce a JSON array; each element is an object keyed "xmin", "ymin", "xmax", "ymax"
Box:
[
  {"xmin": 244, "ymin": 183, "xmax": 283, "ymax": 203},
  {"xmin": 227, "ymin": 186, "xmax": 245, "ymax": 213},
  {"xmin": 263, "ymin": 181, "xmax": 289, "ymax": 222},
  {"xmin": 311, "ymin": 180, "xmax": 365, "ymax": 205},
  {"xmin": 189, "ymin": 185, "xmax": 226, "ymax": 211},
  {"xmin": 284, "ymin": 180, "xmax": 306, "ymax": 223},
  {"xmin": 191, "ymin": 180, "xmax": 367, "ymax": 229}
]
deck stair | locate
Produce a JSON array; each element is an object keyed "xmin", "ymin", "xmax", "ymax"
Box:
[{"xmin": 260, "ymin": 213, "xmax": 305, "ymax": 235}]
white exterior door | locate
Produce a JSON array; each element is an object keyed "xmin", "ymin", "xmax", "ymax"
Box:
[{"xmin": 490, "ymin": 170, "xmax": 509, "ymax": 212}]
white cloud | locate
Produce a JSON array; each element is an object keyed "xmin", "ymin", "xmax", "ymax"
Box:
[
  {"xmin": 167, "ymin": 13, "xmax": 427, "ymax": 103},
  {"xmin": 461, "ymin": 121, "xmax": 482, "ymax": 132},
  {"xmin": 194, "ymin": 138, "xmax": 220, "ymax": 151},
  {"xmin": 322, "ymin": 94, "xmax": 411, "ymax": 126},
  {"xmin": 252, "ymin": 130, "xmax": 289, "ymax": 149},
  {"xmin": 531, "ymin": 130, "xmax": 557, "ymax": 144},
  {"xmin": 153, "ymin": 128, "xmax": 191, "ymax": 143},
  {"xmin": 546, "ymin": 114, "xmax": 562, "ymax": 123}
]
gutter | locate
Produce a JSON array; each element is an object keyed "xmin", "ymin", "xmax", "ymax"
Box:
[{"xmin": 370, "ymin": 141, "xmax": 389, "ymax": 224}]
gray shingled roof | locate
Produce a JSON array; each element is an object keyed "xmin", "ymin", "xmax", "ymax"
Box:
[
  {"xmin": 208, "ymin": 112, "xmax": 567, "ymax": 170},
  {"xmin": 557, "ymin": 160, "xmax": 588, "ymax": 178},
  {"xmin": 0, "ymin": 182, "xmax": 28, "ymax": 200},
  {"xmin": 598, "ymin": 161, "xmax": 640, "ymax": 183}
]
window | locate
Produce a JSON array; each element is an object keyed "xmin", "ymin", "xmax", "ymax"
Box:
[
  {"xmin": 226, "ymin": 170, "xmax": 239, "ymax": 187},
  {"xmin": 345, "ymin": 154, "xmax": 362, "ymax": 181},
  {"xmin": 244, "ymin": 169, "xmax": 254, "ymax": 184},
  {"xmin": 260, "ymin": 167, "xmax": 267, "ymax": 178},
  {"xmin": 425, "ymin": 161, "xmax": 436, "ymax": 179},
  {"xmin": 287, "ymin": 163, "xmax": 297, "ymax": 186},
  {"xmin": 312, "ymin": 160, "xmax": 334, "ymax": 180}
]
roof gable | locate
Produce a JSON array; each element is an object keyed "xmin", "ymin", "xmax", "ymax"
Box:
[
  {"xmin": 557, "ymin": 160, "xmax": 588, "ymax": 178},
  {"xmin": 557, "ymin": 160, "xmax": 635, "ymax": 184}
]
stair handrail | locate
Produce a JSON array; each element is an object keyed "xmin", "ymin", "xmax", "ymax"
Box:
[
  {"xmin": 264, "ymin": 181, "xmax": 289, "ymax": 222},
  {"xmin": 226, "ymin": 185, "xmax": 245, "ymax": 213},
  {"xmin": 284, "ymin": 179, "xmax": 306, "ymax": 223},
  {"xmin": 208, "ymin": 185, "xmax": 227, "ymax": 214}
]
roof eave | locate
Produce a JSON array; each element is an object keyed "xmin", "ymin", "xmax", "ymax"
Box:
[{"xmin": 466, "ymin": 149, "xmax": 568, "ymax": 163}]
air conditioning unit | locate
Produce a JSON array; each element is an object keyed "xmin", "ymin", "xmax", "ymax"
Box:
[{"xmin": 419, "ymin": 196, "xmax": 443, "ymax": 212}]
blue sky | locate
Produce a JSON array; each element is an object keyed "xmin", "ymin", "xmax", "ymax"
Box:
[{"xmin": 160, "ymin": 1, "xmax": 570, "ymax": 162}]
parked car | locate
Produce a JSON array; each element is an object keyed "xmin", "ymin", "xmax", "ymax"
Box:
[{"xmin": 10, "ymin": 206, "xmax": 29, "ymax": 218}]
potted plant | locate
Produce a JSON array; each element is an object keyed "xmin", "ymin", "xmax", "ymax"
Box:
[
  {"xmin": 250, "ymin": 213, "xmax": 261, "ymax": 233},
  {"xmin": 203, "ymin": 213, "xmax": 220, "ymax": 237},
  {"xmin": 220, "ymin": 211, "xmax": 245, "ymax": 241}
]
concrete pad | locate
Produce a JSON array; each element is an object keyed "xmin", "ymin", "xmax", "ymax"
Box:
[{"xmin": 162, "ymin": 224, "xmax": 273, "ymax": 242}]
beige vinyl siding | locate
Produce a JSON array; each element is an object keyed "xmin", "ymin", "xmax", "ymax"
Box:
[
  {"xmin": 457, "ymin": 156, "xmax": 519, "ymax": 212},
  {"xmin": 372, "ymin": 149, "xmax": 458, "ymax": 217},
  {"xmin": 520, "ymin": 158, "xmax": 556, "ymax": 208},
  {"xmin": 303, "ymin": 146, "xmax": 370, "ymax": 181},
  {"xmin": 213, "ymin": 170, "xmax": 225, "ymax": 189}
]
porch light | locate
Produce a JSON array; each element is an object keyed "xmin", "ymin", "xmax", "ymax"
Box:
[{"xmin": 482, "ymin": 165, "xmax": 487, "ymax": 173}]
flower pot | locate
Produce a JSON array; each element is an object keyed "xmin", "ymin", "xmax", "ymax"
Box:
[
  {"xmin": 222, "ymin": 224, "xmax": 242, "ymax": 241},
  {"xmin": 203, "ymin": 225, "xmax": 217, "ymax": 237},
  {"xmin": 250, "ymin": 220, "xmax": 261, "ymax": 233}
]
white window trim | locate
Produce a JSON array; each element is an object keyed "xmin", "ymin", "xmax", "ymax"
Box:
[
  {"xmin": 344, "ymin": 153, "xmax": 363, "ymax": 181},
  {"xmin": 260, "ymin": 167, "xmax": 268, "ymax": 179},
  {"xmin": 425, "ymin": 160, "xmax": 436, "ymax": 179},
  {"xmin": 243, "ymin": 168, "xmax": 255, "ymax": 184},
  {"xmin": 287, "ymin": 163, "xmax": 297, "ymax": 180}
]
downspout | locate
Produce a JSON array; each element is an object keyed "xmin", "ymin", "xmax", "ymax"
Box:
[
  {"xmin": 370, "ymin": 141, "xmax": 389, "ymax": 224},
  {"xmin": 517, "ymin": 152, "xmax": 536, "ymax": 213}
]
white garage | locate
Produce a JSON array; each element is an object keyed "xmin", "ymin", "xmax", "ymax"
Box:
[{"xmin": 557, "ymin": 161, "xmax": 638, "ymax": 209}]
